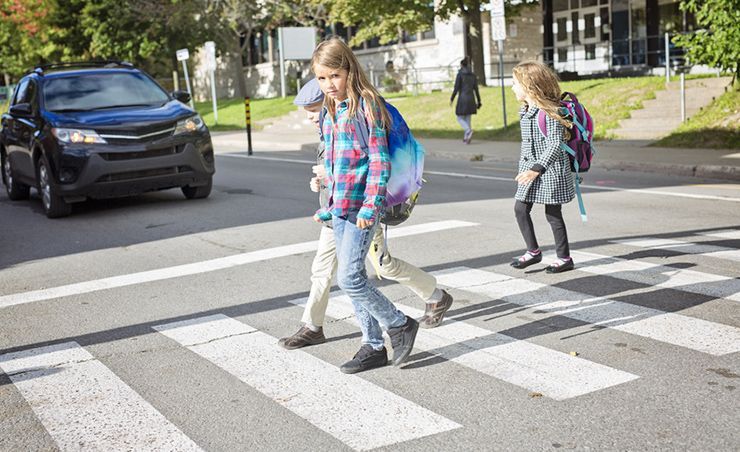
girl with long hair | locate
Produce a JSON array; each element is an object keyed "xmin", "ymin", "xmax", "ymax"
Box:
[
  {"xmin": 311, "ymin": 37, "xmax": 419, "ymax": 373},
  {"xmin": 509, "ymin": 61, "xmax": 575, "ymax": 273}
]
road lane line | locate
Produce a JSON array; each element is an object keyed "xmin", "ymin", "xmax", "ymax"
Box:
[
  {"xmin": 697, "ymin": 229, "xmax": 740, "ymax": 240},
  {"xmin": 0, "ymin": 220, "xmax": 477, "ymax": 309},
  {"xmin": 288, "ymin": 294, "xmax": 638, "ymax": 400},
  {"xmin": 0, "ymin": 342, "xmax": 202, "ymax": 452},
  {"xmin": 612, "ymin": 238, "xmax": 740, "ymax": 263},
  {"xmin": 154, "ymin": 314, "xmax": 460, "ymax": 451},
  {"xmin": 571, "ymin": 250, "xmax": 740, "ymax": 302},
  {"xmin": 434, "ymin": 267, "xmax": 740, "ymax": 356}
]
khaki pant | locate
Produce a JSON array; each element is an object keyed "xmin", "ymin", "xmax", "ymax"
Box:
[{"xmin": 301, "ymin": 226, "xmax": 437, "ymax": 327}]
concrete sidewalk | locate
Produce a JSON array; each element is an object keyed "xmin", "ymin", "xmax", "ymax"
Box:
[{"xmin": 211, "ymin": 130, "xmax": 740, "ymax": 181}]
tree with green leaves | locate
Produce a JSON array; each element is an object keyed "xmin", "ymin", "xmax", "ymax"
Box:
[
  {"xmin": 0, "ymin": 0, "xmax": 55, "ymax": 83},
  {"xmin": 673, "ymin": 0, "xmax": 740, "ymax": 85}
]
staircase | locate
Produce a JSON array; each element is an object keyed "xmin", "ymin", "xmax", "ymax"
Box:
[{"xmin": 611, "ymin": 77, "xmax": 731, "ymax": 140}]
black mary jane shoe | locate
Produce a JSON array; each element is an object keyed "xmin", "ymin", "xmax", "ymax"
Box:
[
  {"xmin": 545, "ymin": 259, "xmax": 575, "ymax": 274},
  {"xmin": 510, "ymin": 252, "xmax": 542, "ymax": 269}
]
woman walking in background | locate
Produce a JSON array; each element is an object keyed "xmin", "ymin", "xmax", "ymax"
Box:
[{"xmin": 450, "ymin": 58, "xmax": 482, "ymax": 144}]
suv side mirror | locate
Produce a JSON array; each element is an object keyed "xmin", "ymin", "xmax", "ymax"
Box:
[
  {"xmin": 9, "ymin": 103, "xmax": 32, "ymax": 117},
  {"xmin": 172, "ymin": 90, "xmax": 191, "ymax": 104}
]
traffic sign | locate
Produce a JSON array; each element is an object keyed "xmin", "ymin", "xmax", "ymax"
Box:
[{"xmin": 176, "ymin": 48, "xmax": 190, "ymax": 61}]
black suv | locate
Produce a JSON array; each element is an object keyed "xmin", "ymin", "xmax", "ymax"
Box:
[{"xmin": 1, "ymin": 61, "xmax": 215, "ymax": 218}]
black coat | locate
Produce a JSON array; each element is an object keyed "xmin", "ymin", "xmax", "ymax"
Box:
[{"xmin": 451, "ymin": 68, "xmax": 481, "ymax": 116}]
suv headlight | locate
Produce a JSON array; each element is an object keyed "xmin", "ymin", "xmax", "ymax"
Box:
[
  {"xmin": 174, "ymin": 115, "xmax": 205, "ymax": 135},
  {"xmin": 52, "ymin": 128, "xmax": 107, "ymax": 144}
]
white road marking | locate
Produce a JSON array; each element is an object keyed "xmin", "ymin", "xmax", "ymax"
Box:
[
  {"xmin": 0, "ymin": 342, "xmax": 202, "ymax": 452},
  {"xmin": 288, "ymin": 294, "xmax": 638, "ymax": 400},
  {"xmin": 434, "ymin": 267, "xmax": 740, "ymax": 356},
  {"xmin": 0, "ymin": 220, "xmax": 477, "ymax": 309},
  {"xmin": 571, "ymin": 250, "xmax": 740, "ymax": 302},
  {"xmin": 697, "ymin": 229, "xmax": 740, "ymax": 240},
  {"xmin": 612, "ymin": 237, "xmax": 740, "ymax": 262},
  {"xmin": 154, "ymin": 315, "xmax": 460, "ymax": 451}
]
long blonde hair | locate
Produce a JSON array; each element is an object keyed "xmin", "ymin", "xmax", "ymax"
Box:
[
  {"xmin": 512, "ymin": 61, "xmax": 572, "ymax": 132},
  {"xmin": 311, "ymin": 36, "xmax": 391, "ymax": 130}
]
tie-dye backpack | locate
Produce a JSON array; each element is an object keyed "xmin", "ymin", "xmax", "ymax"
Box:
[{"xmin": 320, "ymin": 99, "xmax": 425, "ymax": 226}]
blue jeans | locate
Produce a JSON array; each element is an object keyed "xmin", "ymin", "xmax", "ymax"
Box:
[{"xmin": 332, "ymin": 211, "xmax": 407, "ymax": 349}]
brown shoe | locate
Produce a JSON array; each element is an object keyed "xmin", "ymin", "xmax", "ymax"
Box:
[
  {"xmin": 278, "ymin": 326, "xmax": 326, "ymax": 350},
  {"xmin": 419, "ymin": 290, "xmax": 454, "ymax": 329}
]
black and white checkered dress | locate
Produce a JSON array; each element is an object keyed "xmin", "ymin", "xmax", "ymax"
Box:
[{"xmin": 515, "ymin": 106, "xmax": 575, "ymax": 205}]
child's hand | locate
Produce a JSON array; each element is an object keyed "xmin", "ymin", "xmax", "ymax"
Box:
[
  {"xmin": 310, "ymin": 177, "xmax": 321, "ymax": 192},
  {"xmin": 312, "ymin": 214, "xmax": 323, "ymax": 223},
  {"xmin": 515, "ymin": 170, "xmax": 540, "ymax": 185},
  {"xmin": 312, "ymin": 164, "xmax": 326, "ymax": 178},
  {"xmin": 357, "ymin": 218, "xmax": 374, "ymax": 229}
]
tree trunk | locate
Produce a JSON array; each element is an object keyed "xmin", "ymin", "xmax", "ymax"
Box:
[
  {"xmin": 3, "ymin": 73, "xmax": 11, "ymax": 88},
  {"xmin": 467, "ymin": 0, "xmax": 486, "ymax": 86},
  {"xmin": 230, "ymin": 37, "xmax": 247, "ymax": 99}
]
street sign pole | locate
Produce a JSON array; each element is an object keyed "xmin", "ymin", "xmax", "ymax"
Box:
[
  {"xmin": 176, "ymin": 48, "xmax": 195, "ymax": 110},
  {"xmin": 205, "ymin": 41, "xmax": 218, "ymax": 124},
  {"xmin": 278, "ymin": 28, "xmax": 286, "ymax": 98},
  {"xmin": 490, "ymin": 0, "xmax": 507, "ymax": 128}
]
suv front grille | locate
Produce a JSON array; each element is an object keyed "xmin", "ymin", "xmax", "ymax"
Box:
[
  {"xmin": 98, "ymin": 123, "xmax": 175, "ymax": 142},
  {"xmin": 98, "ymin": 146, "xmax": 182, "ymax": 161},
  {"xmin": 95, "ymin": 165, "xmax": 193, "ymax": 183}
]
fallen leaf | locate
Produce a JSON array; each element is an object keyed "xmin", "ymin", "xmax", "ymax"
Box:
[
  {"xmin": 529, "ymin": 392, "xmax": 543, "ymax": 398},
  {"xmin": 569, "ymin": 351, "xmax": 579, "ymax": 356}
]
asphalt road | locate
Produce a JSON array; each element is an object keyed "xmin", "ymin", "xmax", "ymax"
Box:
[{"xmin": 1, "ymin": 151, "xmax": 738, "ymax": 451}]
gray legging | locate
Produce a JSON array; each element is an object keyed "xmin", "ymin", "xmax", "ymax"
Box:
[
  {"xmin": 456, "ymin": 115, "xmax": 471, "ymax": 134},
  {"xmin": 514, "ymin": 200, "xmax": 570, "ymax": 258}
]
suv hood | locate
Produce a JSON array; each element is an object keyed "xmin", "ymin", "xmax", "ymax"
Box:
[{"xmin": 46, "ymin": 100, "xmax": 194, "ymax": 129}]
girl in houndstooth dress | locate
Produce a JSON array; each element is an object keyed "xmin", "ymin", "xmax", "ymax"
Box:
[{"xmin": 510, "ymin": 61, "xmax": 575, "ymax": 273}]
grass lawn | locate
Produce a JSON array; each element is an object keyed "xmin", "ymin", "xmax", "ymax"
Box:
[
  {"xmin": 194, "ymin": 96, "xmax": 296, "ymax": 132},
  {"xmin": 653, "ymin": 86, "xmax": 740, "ymax": 149},
  {"xmin": 391, "ymin": 76, "xmax": 666, "ymax": 141}
]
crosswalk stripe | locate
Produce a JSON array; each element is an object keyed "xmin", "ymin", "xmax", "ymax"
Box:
[
  {"xmin": 571, "ymin": 250, "xmax": 740, "ymax": 302},
  {"xmin": 0, "ymin": 342, "xmax": 202, "ymax": 451},
  {"xmin": 698, "ymin": 229, "xmax": 740, "ymax": 240},
  {"xmin": 0, "ymin": 220, "xmax": 477, "ymax": 309},
  {"xmin": 288, "ymin": 295, "xmax": 638, "ymax": 400},
  {"xmin": 434, "ymin": 267, "xmax": 740, "ymax": 356},
  {"xmin": 612, "ymin": 238, "xmax": 740, "ymax": 263},
  {"xmin": 153, "ymin": 315, "xmax": 460, "ymax": 451}
]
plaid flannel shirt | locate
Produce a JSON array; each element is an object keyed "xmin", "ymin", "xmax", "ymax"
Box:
[{"xmin": 316, "ymin": 99, "xmax": 390, "ymax": 222}]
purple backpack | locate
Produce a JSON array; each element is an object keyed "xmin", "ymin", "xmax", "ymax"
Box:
[{"xmin": 536, "ymin": 92, "xmax": 596, "ymax": 221}]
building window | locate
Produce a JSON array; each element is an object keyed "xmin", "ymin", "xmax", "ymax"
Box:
[
  {"xmin": 584, "ymin": 13, "xmax": 596, "ymax": 38},
  {"xmin": 571, "ymin": 12, "xmax": 580, "ymax": 44},
  {"xmin": 582, "ymin": 0, "xmax": 598, "ymax": 6},
  {"xmin": 585, "ymin": 44, "xmax": 596, "ymax": 60},
  {"xmin": 570, "ymin": 0, "xmax": 579, "ymax": 8},
  {"xmin": 553, "ymin": 0, "xmax": 569, "ymax": 12},
  {"xmin": 557, "ymin": 48, "xmax": 568, "ymax": 62},
  {"xmin": 421, "ymin": 26, "xmax": 435, "ymax": 40},
  {"xmin": 556, "ymin": 17, "xmax": 568, "ymax": 41}
]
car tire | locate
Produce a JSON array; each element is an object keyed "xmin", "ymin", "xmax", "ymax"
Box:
[
  {"xmin": 3, "ymin": 154, "xmax": 31, "ymax": 200},
  {"xmin": 181, "ymin": 177, "xmax": 212, "ymax": 199},
  {"xmin": 37, "ymin": 156, "xmax": 71, "ymax": 218}
]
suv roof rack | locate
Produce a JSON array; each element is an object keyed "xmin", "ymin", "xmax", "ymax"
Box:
[{"xmin": 29, "ymin": 60, "xmax": 135, "ymax": 75}]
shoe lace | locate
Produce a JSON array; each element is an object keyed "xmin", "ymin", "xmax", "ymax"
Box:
[{"xmin": 354, "ymin": 344, "xmax": 376, "ymax": 360}]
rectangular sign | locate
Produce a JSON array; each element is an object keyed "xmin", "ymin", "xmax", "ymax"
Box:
[
  {"xmin": 204, "ymin": 41, "xmax": 216, "ymax": 72},
  {"xmin": 490, "ymin": 0, "xmax": 505, "ymax": 17},
  {"xmin": 280, "ymin": 27, "xmax": 316, "ymax": 60},
  {"xmin": 176, "ymin": 48, "xmax": 189, "ymax": 61},
  {"xmin": 491, "ymin": 15, "xmax": 506, "ymax": 41}
]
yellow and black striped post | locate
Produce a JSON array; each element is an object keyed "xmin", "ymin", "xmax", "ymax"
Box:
[{"xmin": 244, "ymin": 97, "xmax": 253, "ymax": 155}]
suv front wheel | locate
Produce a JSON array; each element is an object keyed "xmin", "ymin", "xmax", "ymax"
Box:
[
  {"xmin": 37, "ymin": 156, "xmax": 71, "ymax": 218},
  {"xmin": 3, "ymin": 154, "xmax": 31, "ymax": 200},
  {"xmin": 181, "ymin": 177, "xmax": 212, "ymax": 199}
]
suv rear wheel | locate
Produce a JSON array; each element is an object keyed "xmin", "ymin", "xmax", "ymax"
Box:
[
  {"xmin": 37, "ymin": 156, "xmax": 71, "ymax": 218},
  {"xmin": 3, "ymin": 154, "xmax": 31, "ymax": 200},
  {"xmin": 181, "ymin": 176, "xmax": 212, "ymax": 199}
]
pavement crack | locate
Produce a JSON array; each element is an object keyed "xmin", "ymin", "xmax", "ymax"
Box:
[
  {"xmin": 196, "ymin": 236, "xmax": 246, "ymax": 252},
  {"xmin": 188, "ymin": 330, "xmax": 258, "ymax": 347},
  {"xmin": 4, "ymin": 357, "xmax": 97, "ymax": 377}
]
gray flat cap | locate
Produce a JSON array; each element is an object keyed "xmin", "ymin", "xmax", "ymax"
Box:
[{"xmin": 293, "ymin": 78, "xmax": 324, "ymax": 106}]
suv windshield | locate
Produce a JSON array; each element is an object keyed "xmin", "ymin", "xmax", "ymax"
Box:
[{"xmin": 43, "ymin": 72, "xmax": 170, "ymax": 112}]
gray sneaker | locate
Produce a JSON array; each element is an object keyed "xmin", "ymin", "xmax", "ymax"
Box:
[
  {"xmin": 278, "ymin": 326, "xmax": 326, "ymax": 350},
  {"xmin": 419, "ymin": 290, "xmax": 453, "ymax": 328},
  {"xmin": 387, "ymin": 316, "xmax": 419, "ymax": 366}
]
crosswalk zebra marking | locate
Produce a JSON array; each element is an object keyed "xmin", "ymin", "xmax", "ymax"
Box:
[
  {"xmin": 0, "ymin": 220, "xmax": 478, "ymax": 309},
  {"xmin": 153, "ymin": 314, "xmax": 461, "ymax": 451},
  {"xmin": 570, "ymin": 250, "xmax": 740, "ymax": 302},
  {"xmin": 698, "ymin": 229, "xmax": 740, "ymax": 240},
  {"xmin": 288, "ymin": 294, "xmax": 639, "ymax": 400},
  {"xmin": 0, "ymin": 342, "xmax": 202, "ymax": 451},
  {"xmin": 612, "ymin": 238, "xmax": 740, "ymax": 263},
  {"xmin": 434, "ymin": 267, "xmax": 740, "ymax": 356}
]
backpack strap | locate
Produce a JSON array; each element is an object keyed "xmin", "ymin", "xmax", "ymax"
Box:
[
  {"xmin": 536, "ymin": 110, "xmax": 548, "ymax": 137},
  {"xmin": 352, "ymin": 97, "xmax": 370, "ymax": 152}
]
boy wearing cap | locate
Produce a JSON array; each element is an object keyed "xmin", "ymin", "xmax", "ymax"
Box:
[{"xmin": 279, "ymin": 80, "xmax": 454, "ymax": 368}]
